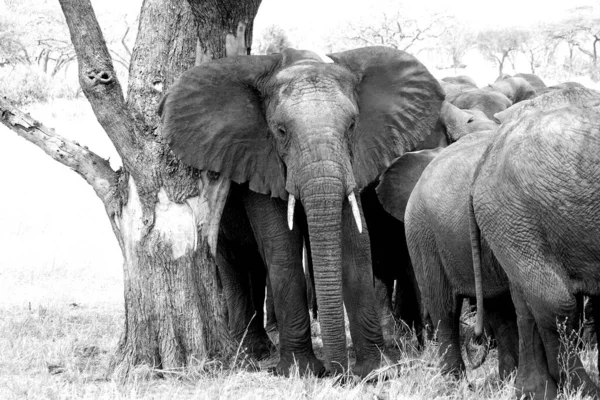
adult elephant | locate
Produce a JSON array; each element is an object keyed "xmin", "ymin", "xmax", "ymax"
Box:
[
  {"xmin": 448, "ymin": 88, "xmax": 512, "ymax": 119},
  {"xmin": 470, "ymin": 87, "xmax": 600, "ymax": 399},
  {"xmin": 514, "ymin": 73, "xmax": 546, "ymax": 92},
  {"xmin": 377, "ymin": 128, "xmax": 519, "ymax": 380},
  {"xmin": 486, "ymin": 76, "xmax": 536, "ymax": 104},
  {"xmin": 159, "ymin": 46, "xmax": 444, "ymax": 377},
  {"xmin": 296, "ymin": 101, "xmax": 497, "ymax": 350}
]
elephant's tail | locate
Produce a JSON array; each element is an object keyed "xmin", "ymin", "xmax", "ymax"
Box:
[{"xmin": 468, "ymin": 193, "xmax": 484, "ymax": 338}]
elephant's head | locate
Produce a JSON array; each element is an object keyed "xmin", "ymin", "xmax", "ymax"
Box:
[
  {"xmin": 158, "ymin": 46, "xmax": 444, "ymax": 368},
  {"xmin": 488, "ymin": 77, "xmax": 536, "ymax": 104}
]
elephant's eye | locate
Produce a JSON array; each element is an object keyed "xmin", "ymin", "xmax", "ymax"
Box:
[
  {"xmin": 276, "ymin": 126, "xmax": 286, "ymax": 138},
  {"xmin": 348, "ymin": 119, "xmax": 356, "ymax": 132}
]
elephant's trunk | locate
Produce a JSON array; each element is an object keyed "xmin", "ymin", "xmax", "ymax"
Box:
[{"xmin": 300, "ymin": 171, "xmax": 349, "ymax": 373}]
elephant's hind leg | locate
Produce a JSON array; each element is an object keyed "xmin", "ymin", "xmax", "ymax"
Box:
[
  {"xmin": 510, "ymin": 283, "xmax": 557, "ymax": 400},
  {"xmin": 484, "ymin": 294, "xmax": 519, "ymax": 380},
  {"xmin": 525, "ymin": 272, "xmax": 600, "ymax": 399}
]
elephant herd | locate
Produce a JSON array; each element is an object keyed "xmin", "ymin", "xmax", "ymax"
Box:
[{"xmin": 158, "ymin": 46, "xmax": 600, "ymax": 400}]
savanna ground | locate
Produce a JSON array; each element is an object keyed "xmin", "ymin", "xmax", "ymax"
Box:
[{"xmin": 2, "ymin": 93, "xmax": 600, "ymax": 399}]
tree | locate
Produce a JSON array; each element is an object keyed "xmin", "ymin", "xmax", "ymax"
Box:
[
  {"xmin": 2, "ymin": 0, "xmax": 137, "ymax": 77},
  {"xmin": 253, "ymin": 24, "xmax": 292, "ymax": 55},
  {"xmin": 338, "ymin": 8, "xmax": 450, "ymax": 53},
  {"xmin": 0, "ymin": 0, "xmax": 261, "ymax": 378},
  {"xmin": 564, "ymin": 7, "xmax": 600, "ymax": 66},
  {"xmin": 0, "ymin": 9, "xmax": 30, "ymax": 66},
  {"xmin": 477, "ymin": 28, "xmax": 529, "ymax": 76},
  {"xmin": 519, "ymin": 24, "xmax": 559, "ymax": 73},
  {"xmin": 439, "ymin": 19, "xmax": 475, "ymax": 72}
]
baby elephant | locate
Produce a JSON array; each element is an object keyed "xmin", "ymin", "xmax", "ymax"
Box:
[{"xmin": 376, "ymin": 130, "xmax": 519, "ymax": 379}]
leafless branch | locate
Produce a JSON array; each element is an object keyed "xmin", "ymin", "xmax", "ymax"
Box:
[
  {"xmin": 0, "ymin": 96, "xmax": 117, "ymax": 203},
  {"xmin": 121, "ymin": 26, "xmax": 131, "ymax": 57}
]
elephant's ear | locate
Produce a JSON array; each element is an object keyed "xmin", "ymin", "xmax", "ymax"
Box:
[
  {"xmin": 158, "ymin": 54, "xmax": 288, "ymax": 199},
  {"xmin": 376, "ymin": 148, "xmax": 442, "ymax": 221},
  {"xmin": 328, "ymin": 46, "xmax": 445, "ymax": 189}
]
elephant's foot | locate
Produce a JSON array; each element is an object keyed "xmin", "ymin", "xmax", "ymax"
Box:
[
  {"xmin": 440, "ymin": 358, "xmax": 466, "ymax": 380},
  {"xmin": 381, "ymin": 315, "xmax": 398, "ymax": 349},
  {"xmin": 515, "ymin": 375, "xmax": 558, "ymax": 400},
  {"xmin": 238, "ymin": 331, "xmax": 276, "ymax": 361},
  {"xmin": 275, "ymin": 352, "xmax": 325, "ymax": 377}
]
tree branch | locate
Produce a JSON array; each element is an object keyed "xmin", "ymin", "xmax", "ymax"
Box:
[
  {"xmin": 58, "ymin": 0, "xmax": 145, "ymax": 176},
  {"xmin": 0, "ymin": 96, "xmax": 117, "ymax": 203},
  {"xmin": 121, "ymin": 26, "xmax": 132, "ymax": 57}
]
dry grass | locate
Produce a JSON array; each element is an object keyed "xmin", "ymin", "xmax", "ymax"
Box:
[{"xmin": 2, "ymin": 93, "xmax": 600, "ymax": 398}]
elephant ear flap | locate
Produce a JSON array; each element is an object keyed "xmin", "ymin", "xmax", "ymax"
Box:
[
  {"xmin": 158, "ymin": 54, "xmax": 288, "ymax": 199},
  {"xmin": 328, "ymin": 46, "xmax": 445, "ymax": 189},
  {"xmin": 376, "ymin": 149, "xmax": 441, "ymax": 221}
]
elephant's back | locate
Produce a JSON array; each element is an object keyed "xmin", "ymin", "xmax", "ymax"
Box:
[{"xmin": 472, "ymin": 97, "xmax": 600, "ymax": 288}]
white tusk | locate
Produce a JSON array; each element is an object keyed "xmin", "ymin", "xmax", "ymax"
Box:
[
  {"xmin": 288, "ymin": 195, "xmax": 296, "ymax": 230},
  {"xmin": 348, "ymin": 192, "xmax": 362, "ymax": 233}
]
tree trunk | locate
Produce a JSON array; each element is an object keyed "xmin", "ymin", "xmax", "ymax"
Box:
[{"xmin": 1, "ymin": 0, "xmax": 261, "ymax": 379}]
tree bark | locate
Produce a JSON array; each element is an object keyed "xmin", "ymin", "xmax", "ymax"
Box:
[{"xmin": 0, "ymin": 0, "xmax": 262, "ymax": 379}]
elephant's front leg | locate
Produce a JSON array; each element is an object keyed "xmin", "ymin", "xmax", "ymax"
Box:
[
  {"xmin": 341, "ymin": 195, "xmax": 386, "ymax": 377},
  {"xmin": 243, "ymin": 191, "xmax": 324, "ymax": 376}
]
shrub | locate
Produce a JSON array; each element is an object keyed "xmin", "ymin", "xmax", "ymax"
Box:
[{"xmin": 0, "ymin": 64, "xmax": 79, "ymax": 106}]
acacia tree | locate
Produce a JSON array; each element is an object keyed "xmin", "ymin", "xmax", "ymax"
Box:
[
  {"xmin": 519, "ymin": 25, "xmax": 559, "ymax": 73},
  {"xmin": 253, "ymin": 24, "xmax": 292, "ymax": 55},
  {"xmin": 439, "ymin": 19, "xmax": 475, "ymax": 72},
  {"xmin": 340, "ymin": 9, "xmax": 450, "ymax": 53},
  {"xmin": 477, "ymin": 28, "xmax": 528, "ymax": 76},
  {"xmin": 0, "ymin": 0, "xmax": 260, "ymax": 378},
  {"xmin": 563, "ymin": 7, "xmax": 600, "ymax": 66}
]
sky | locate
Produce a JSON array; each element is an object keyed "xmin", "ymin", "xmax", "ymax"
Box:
[{"xmin": 253, "ymin": 0, "xmax": 598, "ymax": 51}]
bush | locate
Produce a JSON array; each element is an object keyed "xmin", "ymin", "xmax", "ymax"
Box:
[{"xmin": 0, "ymin": 64, "xmax": 79, "ymax": 106}]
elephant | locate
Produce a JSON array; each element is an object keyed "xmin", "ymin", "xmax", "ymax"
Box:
[
  {"xmin": 441, "ymin": 75, "xmax": 478, "ymax": 88},
  {"xmin": 447, "ymin": 88, "xmax": 512, "ymax": 119},
  {"xmin": 514, "ymin": 73, "xmax": 546, "ymax": 92},
  {"xmin": 485, "ymin": 76, "xmax": 536, "ymax": 104},
  {"xmin": 293, "ymin": 100, "xmax": 498, "ymax": 351},
  {"xmin": 376, "ymin": 127, "xmax": 520, "ymax": 380},
  {"xmin": 158, "ymin": 46, "xmax": 445, "ymax": 377},
  {"xmin": 470, "ymin": 86, "xmax": 600, "ymax": 399},
  {"xmin": 439, "ymin": 80, "xmax": 475, "ymax": 101}
]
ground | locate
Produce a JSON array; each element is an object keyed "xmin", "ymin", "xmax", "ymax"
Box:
[{"xmin": 1, "ymin": 99, "xmax": 599, "ymax": 399}]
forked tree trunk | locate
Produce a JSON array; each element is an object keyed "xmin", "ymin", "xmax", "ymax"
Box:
[{"xmin": 0, "ymin": 0, "xmax": 260, "ymax": 379}]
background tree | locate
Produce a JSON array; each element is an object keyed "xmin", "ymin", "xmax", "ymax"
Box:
[
  {"xmin": 253, "ymin": 24, "xmax": 292, "ymax": 54},
  {"xmin": 476, "ymin": 27, "xmax": 528, "ymax": 76},
  {"xmin": 1, "ymin": 0, "xmax": 261, "ymax": 378},
  {"xmin": 337, "ymin": 8, "xmax": 450, "ymax": 53},
  {"xmin": 564, "ymin": 6, "xmax": 600, "ymax": 66},
  {"xmin": 0, "ymin": 11, "xmax": 29, "ymax": 66},
  {"xmin": 519, "ymin": 24, "xmax": 559, "ymax": 73},
  {"xmin": 438, "ymin": 18, "xmax": 475, "ymax": 72}
]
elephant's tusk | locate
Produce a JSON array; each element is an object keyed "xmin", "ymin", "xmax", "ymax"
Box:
[
  {"xmin": 288, "ymin": 195, "xmax": 296, "ymax": 230},
  {"xmin": 348, "ymin": 192, "xmax": 362, "ymax": 233}
]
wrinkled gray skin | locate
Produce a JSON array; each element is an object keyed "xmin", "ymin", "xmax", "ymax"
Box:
[
  {"xmin": 370, "ymin": 102, "xmax": 497, "ymax": 344},
  {"xmin": 514, "ymin": 73, "xmax": 547, "ymax": 91},
  {"xmin": 160, "ymin": 46, "xmax": 444, "ymax": 378},
  {"xmin": 440, "ymin": 80, "xmax": 475, "ymax": 101},
  {"xmin": 379, "ymin": 131, "xmax": 519, "ymax": 380},
  {"xmin": 485, "ymin": 77, "xmax": 536, "ymax": 104},
  {"xmin": 448, "ymin": 88, "xmax": 512, "ymax": 119},
  {"xmin": 470, "ymin": 87, "xmax": 600, "ymax": 399},
  {"xmin": 289, "ymin": 101, "xmax": 483, "ymax": 351}
]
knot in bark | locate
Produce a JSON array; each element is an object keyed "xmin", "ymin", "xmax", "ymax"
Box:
[{"xmin": 86, "ymin": 70, "xmax": 115, "ymax": 86}]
